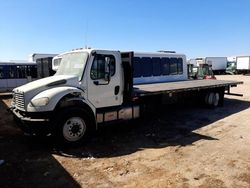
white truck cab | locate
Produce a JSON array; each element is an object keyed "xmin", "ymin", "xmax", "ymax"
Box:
[{"xmin": 10, "ymin": 48, "xmax": 135, "ymax": 144}]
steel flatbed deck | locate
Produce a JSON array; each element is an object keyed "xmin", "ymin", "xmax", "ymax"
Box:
[{"xmin": 133, "ymin": 79, "xmax": 243, "ymax": 97}]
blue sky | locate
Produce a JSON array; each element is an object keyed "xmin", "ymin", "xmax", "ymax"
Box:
[{"xmin": 1, "ymin": 0, "xmax": 250, "ymax": 60}]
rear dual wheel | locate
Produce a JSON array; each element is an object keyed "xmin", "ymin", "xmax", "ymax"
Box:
[{"xmin": 205, "ymin": 92, "xmax": 220, "ymax": 107}]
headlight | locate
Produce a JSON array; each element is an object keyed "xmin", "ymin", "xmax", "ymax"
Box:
[{"xmin": 31, "ymin": 97, "xmax": 49, "ymax": 107}]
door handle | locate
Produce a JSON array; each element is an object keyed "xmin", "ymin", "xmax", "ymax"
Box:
[
  {"xmin": 114, "ymin": 86, "xmax": 120, "ymax": 95},
  {"xmin": 93, "ymin": 80, "xmax": 109, "ymax": 85}
]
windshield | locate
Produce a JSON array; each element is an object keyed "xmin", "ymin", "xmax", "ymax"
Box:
[{"xmin": 55, "ymin": 52, "xmax": 88, "ymax": 81}]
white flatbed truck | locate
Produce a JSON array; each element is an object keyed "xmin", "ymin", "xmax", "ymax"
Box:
[{"xmin": 10, "ymin": 48, "xmax": 243, "ymax": 144}]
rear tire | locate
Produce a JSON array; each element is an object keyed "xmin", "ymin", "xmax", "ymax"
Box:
[{"xmin": 205, "ymin": 92, "xmax": 220, "ymax": 108}]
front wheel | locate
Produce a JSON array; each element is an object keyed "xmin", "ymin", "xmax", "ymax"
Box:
[
  {"xmin": 55, "ymin": 108, "xmax": 94, "ymax": 145},
  {"xmin": 62, "ymin": 116, "xmax": 87, "ymax": 142}
]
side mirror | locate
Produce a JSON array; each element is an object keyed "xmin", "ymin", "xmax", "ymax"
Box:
[{"xmin": 104, "ymin": 57, "xmax": 111, "ymax": 82}]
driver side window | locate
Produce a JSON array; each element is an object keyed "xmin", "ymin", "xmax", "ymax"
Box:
[{"xmin": 90, "ymin": 54, "xmax": 116, "ymax": 80}]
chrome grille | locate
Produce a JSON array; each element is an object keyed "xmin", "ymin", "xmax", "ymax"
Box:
[{"xmin": 13, "ymin": 92, "xmax": 25, "ymax": 110}]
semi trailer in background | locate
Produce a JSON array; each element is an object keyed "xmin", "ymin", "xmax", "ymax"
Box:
[
  {"xmin": 205, "ymin": 57, "xmax": 227, "ymax": 75},
  {"xmin": 236, "ymin": 56, "xmax": 250, "ymax": 74}
]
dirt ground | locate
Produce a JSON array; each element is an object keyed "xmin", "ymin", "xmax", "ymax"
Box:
[{"xmin": 0, "ymin": 75, "xmax": 250, "ymax": 188}]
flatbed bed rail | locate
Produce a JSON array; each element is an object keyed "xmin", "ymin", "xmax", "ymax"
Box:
[{"xmin": 133, "ymin": 79, "xmax": 243, "ymax": 97}]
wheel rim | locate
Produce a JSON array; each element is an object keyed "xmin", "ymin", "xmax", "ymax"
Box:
[{"xmin": 63, "ymin": 117, "xmax": 86, "ymax": 142}]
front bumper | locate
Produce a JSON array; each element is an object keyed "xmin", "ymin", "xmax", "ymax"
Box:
[{"xmin": 9, "ymin": 107, "xmax": 54, "ymax": 135}]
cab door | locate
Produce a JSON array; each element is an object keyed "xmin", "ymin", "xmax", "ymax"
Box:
[{"xmin": 87, "ymin": 51, "xmax": 123, "ymax": 108}]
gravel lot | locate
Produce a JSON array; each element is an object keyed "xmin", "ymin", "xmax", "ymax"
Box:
[{"xmin": 0, "ymin": 75, "xmax": 250, "ymax": 188}]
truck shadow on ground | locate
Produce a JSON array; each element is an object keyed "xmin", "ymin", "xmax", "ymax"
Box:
[
  {"xmin": 0, "ymin": 137, "xmax": 81, "ymax": 188},
  {"xmin": 2, "ymin": 97, "xmax": 250, "ymax": 160},
  {"xmin": 1, "ymin": 97, "xmax": 249, "ymax": 187},
  {"xmin": 0, "ymin": 97, "xmax": 81, "ymax": 188},
  {"xmin": 53, "ymin": 97, "xmax": 250, "ymax": 158}
]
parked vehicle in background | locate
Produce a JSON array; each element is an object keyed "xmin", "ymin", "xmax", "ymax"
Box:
[
  {"xmin": 0, "ymin": 53, "xmax": 59, "ymax": 92},
  {"xmin": 226, "ymin": 61, "xmax": 237, "ymax": 75},
  {"xmin": 10, "ymin": 48, "xmax": 242, "ymax": 145},
  {"xmin": 188, "ymin": 57, "xmax": 227, "ymax": 75},
  {"xmin": 29, "ymin": 53, "xmax": 58, "ymax": 63},
  {"xmin": 188, "ymin": 63, "xmax": 216, "ymax": 80},
  {"xmin": 30, "ymin": 53, "xmax": 58, "ymax": 78},
  {"xmin": 236, "ymin": 56, "xmax": 250, "ymax": 74},
  {"xmin": 36, "ymin": 57, "xmax": 57, "ymax": 78},
  {"xmin": 0, "ymin": 61, "xmax": 37, "ymax": 92},
  {"xmin": 205, "ymin": 57, "xmax": 227, "ymax": 75}
]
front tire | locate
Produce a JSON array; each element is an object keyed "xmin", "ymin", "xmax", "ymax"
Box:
[
  {"xmin": 62, "ymin": 116, "xmax": 87, "ymax": 142},
  {"xmin": 55, "ymin": 107, "xmax": 94, "ymax": 145}
]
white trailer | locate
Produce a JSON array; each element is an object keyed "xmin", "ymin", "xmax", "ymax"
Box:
[
  {"xmin": 205, "ymin": 57, "xmax": 227, "ymax": 74},
  {"xmin": 9, "ymin": 48, "xmax": 242, "ymax": 145},
  {"xmin": 236, "ymin": 56, "xmax": 250, "ymax": 74}
]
